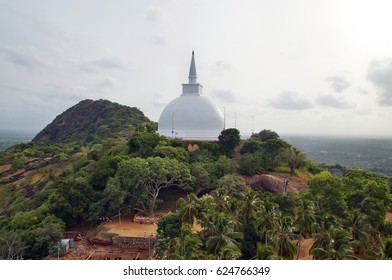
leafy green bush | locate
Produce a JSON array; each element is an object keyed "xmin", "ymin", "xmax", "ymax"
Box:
[
  {"xmin": 153, "ymin": 145, "xmax": 189, "ymax": 162},
  {"xmin": 11, "ymin": 156, "xmax": 27, "ymax": 170},
  {"xmin": 215, "ymin": 155, "xmax": 238, "ymax": 178},
  {"xmin": 90, "ymin": 155, "xmax": 125, "ymax": 191},
  {"xmin": 240, "ymin": 139, "xmax": 263, "ymax": 155},
  {"xmin": 218, "ymin": 128, "xmax": 240, "ymax": 157},
  {"xmin": 251, "ymin": 129, "xmax": 280, "ymax": 142},
  {"xmin": 239, "ymin": 153, "xmax": 262, "ymax": 176},
  {"xmin": 128, "ymin": 132, "xmax": 161, "ymax": 157},
  {"xmin": 157, "ymin": 212, "xmax": 182, "ymax": 238}
]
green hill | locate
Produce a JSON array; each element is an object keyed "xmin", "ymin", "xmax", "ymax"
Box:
[{"xmin": 32, "ymin": 99, "xmax": 150, "ymax": 144}]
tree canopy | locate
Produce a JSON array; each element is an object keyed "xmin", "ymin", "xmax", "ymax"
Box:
[
  {"xmin": 251, "ymin": 129, "xmax": 280, "ymax": 142},
  {"xmin": 111, "ymin": 157, "xmax": 193, "ymax": 217},
  {"xmin": 218, "ymin": 128, "xmax": 241, "ymax": 156}
]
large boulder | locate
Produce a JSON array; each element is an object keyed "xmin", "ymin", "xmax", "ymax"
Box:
[{"xmin": 249, "ymin": 174, "xmax": 307, "ymax": 194}]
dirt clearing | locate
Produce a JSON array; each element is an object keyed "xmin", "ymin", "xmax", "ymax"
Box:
[{"xmin": 102, "ymin": 214, "xmax": 158, "ymax": 237}]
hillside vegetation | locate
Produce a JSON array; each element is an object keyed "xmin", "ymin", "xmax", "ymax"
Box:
[
  {"xmin": 33, "ymin": 99, "xmax": 149, "ymax": 144},
  {"xmin": 0, "ymin": 101, "xmax": 391, "ymax": 260}
]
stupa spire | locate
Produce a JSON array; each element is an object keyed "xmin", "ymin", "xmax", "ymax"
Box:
[
  {"xmin": 188, "ymin": 50, "xmax": 197, "ymax": 84},
  {"xmin": 182, "ymin": 50, "xmax": 202, "ymax": 96}
]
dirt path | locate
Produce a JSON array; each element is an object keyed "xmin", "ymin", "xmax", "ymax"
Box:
[
  {"xmin": 233, "ymin": 141, "xmax": 245, "ymax": 160},
  {"xmin": 297, "ymin": 238, "xmax": 314, "ymax": 260},
  {"xmin": 386, "ymin": 212, "xmax": 392, "ymax": 222},
  {"xmin": 102, "ymin": 214, "xmax": 157, "ymax": 238},
  {"xmin": 0, "ymin": 164, "xmax": 11, "ymax": 174}
]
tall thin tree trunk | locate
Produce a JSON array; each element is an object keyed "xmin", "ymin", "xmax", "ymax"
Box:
[{"xmin": 296, "ymin": 241, "xmax": 301, "ymax": 260}]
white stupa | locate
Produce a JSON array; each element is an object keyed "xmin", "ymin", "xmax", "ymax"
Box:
[{"xmin": 158, "ymin": 51, "xmax": 224, "ymax": 140}]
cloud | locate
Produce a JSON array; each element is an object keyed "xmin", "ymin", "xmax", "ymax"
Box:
[
  {"xmin": 145, "ymin": 7, "xmax": 165, "ymax": 23},
  {"xmin": 152, "ymin": 92, "xmax": 163, "ymax": 98},
  {"xmin": 326, "ymin": 76, "xmax": 350, "ymax": 92},
  {"xmin": 214, "ymin": 60, "xmax": 230, "ymax": 74},
  {"xmin": 268, "ymin": 91, "xmax": 313, "ymax": 110},
  {"xmin": 81, "ymin": 57, "xmax": 126, "ymax": 72},
  {"xmin": 0, "ymin": 46, "xmax": 51, "ymax": 69},
  {"xmin": 149, "ymin": 91, "xmax": 166, "ymax": 108},
  {"xmin": 367, "ymin": 58, "xmax": 392, "ymax": 106},
  {"xmin": 47, "ymin": 77, "xmax": 119, "ymax": 99},
  {"xmin": 92, "ymin": 76, "xmax": 120, "ymax": 91},
  {"xmin": 211, "ymin": 90, "xmax": 236, "ymax": 102},
  {"xmin": 316, "ymin": 94, "xmax": 355, "ymax": 109},
  {"xmin": 145, "ymin": 7, "xmax": 169, "ymax": 46},
  {"xmin": 0, "ymin": 81, "xmax": 85, "ymax": 131},
  {"xmin": 0, "ymin": 81, "xmax": 30, "ymax": 92},
  {"xmin": 152, "ymin": 101, "xmax": 166, "ymax": 108},
  {"xmin": 149, "ymin": 36, "xmax": 166, "ymax": 45},
  {"xmin": 357, "ymin": 88, "xmax": 368, "ymax": 95},
  {"xmin": 6, "ymin": 5, "xmax": 74, "ymax": 44}
]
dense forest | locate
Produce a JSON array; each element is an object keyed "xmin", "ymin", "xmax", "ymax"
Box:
[{"xmin": 0, "ymin": 100, "xmax": 391, "ymax": 260}]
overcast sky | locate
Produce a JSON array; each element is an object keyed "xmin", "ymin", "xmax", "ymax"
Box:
[{"xmin": 1, "ymin": 0, "xmax": 392, "ymax": 137}]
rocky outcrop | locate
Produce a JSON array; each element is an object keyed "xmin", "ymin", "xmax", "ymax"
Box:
[{"xmin": 249, "ymin": 174, "xmax": 308, "ymax": 194}]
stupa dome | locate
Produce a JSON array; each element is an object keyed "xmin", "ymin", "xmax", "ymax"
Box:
[{"xmin": 158, "ymin": 52, "xmax": 224, "ymax": 140}]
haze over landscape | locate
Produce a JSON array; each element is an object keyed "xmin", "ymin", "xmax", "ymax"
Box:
[{"xmin": 0, "ymin": 0, "xmax": 392, "ymax": 136}]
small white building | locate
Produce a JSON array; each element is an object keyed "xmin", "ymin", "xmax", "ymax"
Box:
[
  {"xmin": 61, "ymin": 239, "xmax": 75, "ymax": 252},
  {"xmin": 158, "ymin": 52, "xmax": 224, "ymax": 140}
]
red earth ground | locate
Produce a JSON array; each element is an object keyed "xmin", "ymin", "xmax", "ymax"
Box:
[
  {"xmin": 54, "ymin": 212, "xmax": 168, "ymax": 260},
  {"xmin": 386, "ymin": 212, "xmax": 392, "ymax": 222}
]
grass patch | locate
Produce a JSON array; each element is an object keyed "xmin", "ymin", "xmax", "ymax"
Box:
[{"xmin": 275, "ymin": 166, "xmax": 291, "ymax": 173}]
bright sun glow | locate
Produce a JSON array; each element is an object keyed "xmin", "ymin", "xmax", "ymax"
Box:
[{"xmin": 341, "ymin": 0, "xmax": 392, "ymax": 49}]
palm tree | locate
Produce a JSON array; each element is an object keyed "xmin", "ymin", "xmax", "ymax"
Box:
[
  {"xmin": 294, "ymin": 199, "xmax": 317, "ymax": 238},
  {"xmin": 210, "ymin": 188, "xmax": 230, "ymax": 213},
  {"xmin": 285, "ymin": 147, "xmax": 307, "ymax": 176},
  {"xmin": 213, "ymin": 242, "xmax": 242, "ymax": 260},
  {"xmin": 197, "ymin": 194, "xmax": 216, "ymax": 218},
  {"xmin": 366, "ymin": 236, "xmax": 392, "ymax": 260},
  {"xmin": 311, "ymin": 230, "xmax": 332, "ymax": 257},
  {"xmin": 167, "ymin": 225, "xmax": 202, "ymax": 260},
  {"xmin": 198, "ymin": 192, "xmax": 242, "ymax": 239},
  {"xmin": 202, "ymin": 212, "xmax": 243, "ymax": 260},
  {"xmin": 343, "ymin": 210, "xmax": 373, "ymax": 252},
  {"xmin": 240, "ymin": 192, "xmax": 262, "ymax": 220},
  {"xmin": 385, "ymin": 238, "xmax": 392, "ymax": 259},
  {"xmin": 255, "ymin": 243, "xmax": 276, "ymax": 260},
  {"xmin": 311, "ymin": 214, "xmax": 340, "ymax": 252},
  {"xmin": 273, "ymin": 216, "xmax": 303, "ymax": 260},
  {"xmin": 310, "ymin": 229, "xmax": 357, "ymax": 260},
  {"xmin": 178, "ymin": 193, "xmax": 200, "ymax": 225},
  {"xmin": 256, "ymin": 200, "xmax": 280, "ymax": 245}
]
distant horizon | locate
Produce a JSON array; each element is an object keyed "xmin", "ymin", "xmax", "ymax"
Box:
[{"xmin": 1, "ymin": 128, "xmax": 392, "ymax": 141}]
